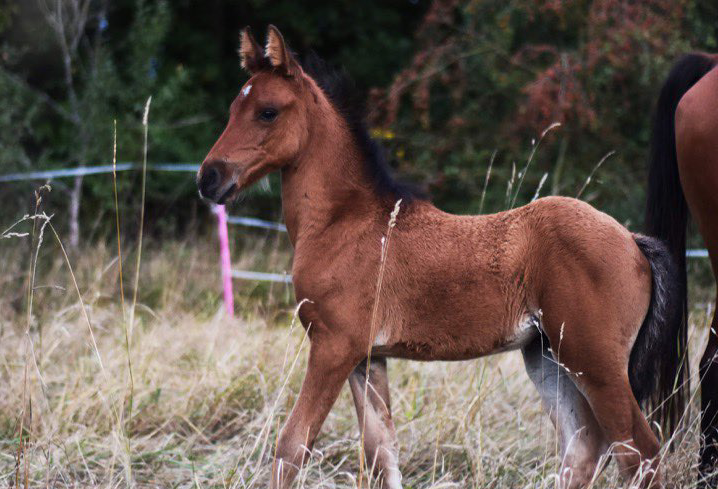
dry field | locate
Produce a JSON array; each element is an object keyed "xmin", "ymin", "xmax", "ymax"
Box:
[{"xmin": 0, "ymin": 216, "xmax": 716, "ymax": 488}]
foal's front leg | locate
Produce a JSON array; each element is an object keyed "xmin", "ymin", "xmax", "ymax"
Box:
[
  {"xmin": 349, "ymin": 357, "xmax": 402, "ymax": 489},
  {"xmin": 271, "ymin": 334, "xmax": 359, "ymax": 489}
]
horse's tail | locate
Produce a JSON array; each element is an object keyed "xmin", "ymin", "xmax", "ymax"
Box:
[
  {"xmin": 639, "ymin": 52, "xmax": 716, "ymax": 436},
  {"xmin": 646, "ymin": 53, "xmax": 716, "ymax": 259}
]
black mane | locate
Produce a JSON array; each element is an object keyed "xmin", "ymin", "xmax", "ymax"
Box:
[{"xmin": 300, "ymin": 52, "xmax": 422, "ymax": 203}]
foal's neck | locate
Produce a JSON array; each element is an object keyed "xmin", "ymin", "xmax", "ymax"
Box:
[{"xmin": 280, "ymin": 112, "xmax": 390, "ymax": 248}]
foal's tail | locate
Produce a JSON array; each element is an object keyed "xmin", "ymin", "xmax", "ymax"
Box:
[
  {"xmin": 634, "ymin": 53, "xmax": 716, "ymax": 436},
  {"xmin": 630, "ymin": 235, "xmax": 686, "ymax": 437}
]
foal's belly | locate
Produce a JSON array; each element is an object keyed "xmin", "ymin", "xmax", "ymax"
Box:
[{"xmin": 370, "ymin": 310, "xmax": 542, "ymax": 361}]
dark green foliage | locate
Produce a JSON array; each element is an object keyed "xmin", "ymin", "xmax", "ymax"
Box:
[
  {"xmin": 1, "ymin": 0, "xmax": 717, "ymax": 239},
  {"xmin": 371, "ymin": 0, "xmax": 718, "ymax": 224},
  {"xmin": 0, "ymin": 0, "xmax": 427, "ymax": 238}
]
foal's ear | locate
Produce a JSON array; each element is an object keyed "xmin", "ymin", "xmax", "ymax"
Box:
[
  {"xmin": 265, "ymin": 25, "xmax": 301, "ymax": 77},
  {"xmin": 239, "ymin": 27, "xmax": 264, "ymax": 73}
]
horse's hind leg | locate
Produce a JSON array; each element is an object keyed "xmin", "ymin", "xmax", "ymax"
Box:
[
  {"xmin": 348, "ymin": 357, "xmax": 402, "ymax": 489},
  {"xmin": 522, "ymin": 336, "xmax": 608, "ymax": 489},
  {"xmin": 700, "ymin": 330, "xmax": 718, "ymax": 481},
  {"xmin": 675, "ymin": 64, "xmax": 718, "ymax": 482}
]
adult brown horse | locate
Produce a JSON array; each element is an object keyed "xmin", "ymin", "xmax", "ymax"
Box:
[
  {"xmin": 198, "ymin": 26, "xmax": 685, "ymax": 489},
  {"xmin": 646, "ymin": 52, "xmax": 718, "ymax": 485}
]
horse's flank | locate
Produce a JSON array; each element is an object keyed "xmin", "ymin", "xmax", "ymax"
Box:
[{"xmin": 651, "ymin": 51, "xmax": 718, "ymax": 480}]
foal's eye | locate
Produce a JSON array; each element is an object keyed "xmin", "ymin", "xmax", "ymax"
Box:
[{"xmin": 258, "ymin": 108, "xmax": 279, "ymax": 122}]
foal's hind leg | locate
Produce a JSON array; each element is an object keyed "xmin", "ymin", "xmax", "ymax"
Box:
[
  {"xmin": 539, "ymin": 318, "xmax": 663, "ymax": 487},
  {"xmin": 522, "ymin": 336, "xmax": 608, "ymax": 489},
  {"xmin": 574, "ymin": 372, "xmax": 661, "ymax": 487},
  {"xmin": 348, "ymin": 357, "xmax": 402, "ymax": 489}
]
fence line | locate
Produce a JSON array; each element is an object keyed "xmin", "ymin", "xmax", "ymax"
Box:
[
  {"xmin": 0, "ymin": 164, "xmax": 711, "ymax": 315},
  {"xmin": 0, "ymin": 163, "xmax": 134, "ymax": 182},
  {"xmin": 0, "ymin": 162, "xmax": 288, "ymax": 231},
  {"xmin": 0, "ymin": 164, "xmax": 291, "ymax": 316},
  {"xmin": 226, "ymin": 215, "xmax": 288, "ymax": 232},
  {"xmin": 0, "ymin": 162, "xmax": 201, "ymax": 182},
  {"xmin": 231, "ymin": 270, "xmax": 292, "ymax": 283},
  {"xmin": 0, "ymin": 163, "xmax": 709, "ymax": 254}
]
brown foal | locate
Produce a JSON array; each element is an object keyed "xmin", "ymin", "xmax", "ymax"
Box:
[
  {"xmin": 197, "ymin": 26, "xmax": 686, "ymax": 489},
  {"xmin": 646, "ymin": 52, "xmax": 718, "ymax": 486}
]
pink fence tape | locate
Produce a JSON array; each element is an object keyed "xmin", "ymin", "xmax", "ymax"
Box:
[{"xmin": 213, "ymin": 204, "xmax": 234, "ymax": 317}]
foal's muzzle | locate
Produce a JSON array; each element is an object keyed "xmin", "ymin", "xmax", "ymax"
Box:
[{"xmin": 197, "ymin": 160, "xmax": 235, "ymax": 204}]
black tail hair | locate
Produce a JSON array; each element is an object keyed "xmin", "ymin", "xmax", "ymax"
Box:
[
  {"xmin": 641, "ymin": 52, "xmax": 717, "ymax": 436},
  {"xmin": 630, "ymin": 235, "xmax": 685, "ymax": 436}
]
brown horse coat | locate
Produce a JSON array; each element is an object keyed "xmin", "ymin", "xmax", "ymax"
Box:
[{"xmin": 677, "ymin": 61, "xmax": 718, "ymax": 473}]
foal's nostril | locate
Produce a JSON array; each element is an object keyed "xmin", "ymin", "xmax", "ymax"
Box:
[{"xmin": 198, "ymin": 165, "xmax": 221, "ymax": 200}]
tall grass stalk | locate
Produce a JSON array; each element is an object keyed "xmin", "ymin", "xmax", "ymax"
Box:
[
  {"xmin": 47, "ymin": 221, "xmax": 107, "ymax": 373},
  {"xmin": 129, "ymin": 97, "xmax": 152, "ymax": 341},
  {"xmin": 17, "ymin": 188, "xmax": 51, "ymax": 489},
  {"xmin": 504, "ymin": 162, "xmax": 516, "ymax": 209},
  {"xmin": 532, "ymin": 172, "xmax": 549, "ymax": 202},
  {"xmin": 112, "ymin": 118, "xmax": 134, "ymax": 409},
  {"xmin": 113, "ymin": 117, "xmax": 136, "ymax": 488},
  {"xmin": 575, "ymin": 151, "xmax": 615, "ymax": 200},
  {"xmin": 113, "ymin": 120, "xmax": 127, "ymax": 322},
  {"xmin": 5, "ymin": 209, "xmax": 52, "ymax": 488},
  {"xmin": 123, "ymin": 96, "xmax": 152, "ymax": 486},
  {"xmin": 262, "ymin": 322, "xmax": 312, "ymax": 486},
  {"xmin": 509, "ymin": 122, "xmax": 560, "ymax": 209},
  {"xmin": 358, "ymin": 199, "xmax": 401, "ymax": 488},
  {"xmin": 555, "ymin": 323, "xmax": 564, "ymax": 474},
  {"xmin": 478, "ymin": 150, "xmax": 496, "ymax": 214}
]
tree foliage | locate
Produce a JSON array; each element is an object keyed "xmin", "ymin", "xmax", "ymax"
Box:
[
  {"xmin": 0, "ymin": 0, "xmax": 716, "ymax": 237},
  {"xmin": 371, "ymin": 0, "xmax": 717, "ymax": 221}
]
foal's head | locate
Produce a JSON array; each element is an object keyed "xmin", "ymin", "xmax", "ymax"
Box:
[
  {"xmin": 198, "ymin": 25, "xmax": 418, "ymax": 205},
  {"xmin": 197, "ymin": 26, "xmax": 320, "ymax": 203}
]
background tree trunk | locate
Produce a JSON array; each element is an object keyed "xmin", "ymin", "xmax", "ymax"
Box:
[
  {"xmin": 68, "ymin": 174, "xmax": 82, "ymax": 248},
  {"xmin": 38, "ymin": 0, "xmax": 93, "ymax": 248}
]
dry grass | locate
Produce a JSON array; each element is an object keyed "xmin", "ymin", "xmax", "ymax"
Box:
[{"xmin": 0, "ymin": 219, "xmax": 716, "ymax": 488}]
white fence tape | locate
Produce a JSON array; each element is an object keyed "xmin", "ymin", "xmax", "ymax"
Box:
[
  {"xmin": 226, "ymin": 215, "xmax": 287, "ymax": 232},
  {"xmin": 686, "ymin": 249, "xmax": 709, "ymax": 258},
  {"xmin": 0, "ymin": 163, "xmax": 136, "ymax": 182},
  {"xmin": 231, "ymin": 270, "xmax": 292, "ymax": 283},
  {"xmin": 0, "ymin": 162, "xmax": 288, "ymax": 231},
  {"xmin": 0, "ymin": 162, "xmax": 200, "ymax": 182},
  {"xmin": 0, "ymin": 164, "xmax": 293, "ymax": 294}
]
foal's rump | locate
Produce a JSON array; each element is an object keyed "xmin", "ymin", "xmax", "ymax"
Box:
[{"xmin": 525, "ymin": 196, "xmax": 684, "ymax": 432}]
